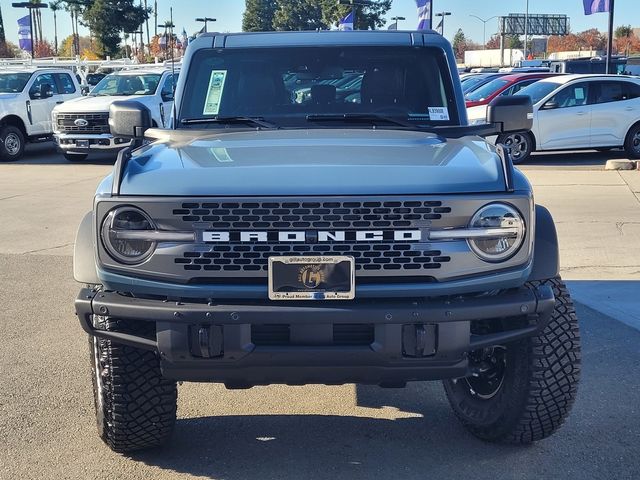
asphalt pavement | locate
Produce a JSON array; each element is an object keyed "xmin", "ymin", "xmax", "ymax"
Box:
[{"xmin": 1, "ymin": 144, "xmax": 639, "ymax": 479}]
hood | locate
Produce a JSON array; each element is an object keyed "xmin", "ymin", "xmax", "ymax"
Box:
[
  {"xmin": 55, "ymin": 94, "xmax": 148, "ymax": 113},
  {"xmin": 118, "ymin": 129, "xmax": 506, "ymax": 196}
]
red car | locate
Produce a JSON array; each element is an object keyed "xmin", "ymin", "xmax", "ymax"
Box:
[{"xmin": 464, "ymin": 73, "xmax": 560, "ymax": 108}]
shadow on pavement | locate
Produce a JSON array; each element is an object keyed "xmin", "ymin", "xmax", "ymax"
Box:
[
  {"xmin": 523, "ymin": 149, "xmax": 627, "ymax": 167},
  {"xmin": 131, "ymin": 303, "xmax": 640, "ymax": 480},
  {"xmin": 13, "ymin": 142, "xmax": 117, "ymax": 165}
]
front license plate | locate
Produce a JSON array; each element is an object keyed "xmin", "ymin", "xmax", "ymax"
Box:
[
  {"xmin": 75, "ymin": 140, "xmax": 89, "ymax": 148},
  {"xmin": 268, "ymin": 256, "xmax": 355, "ymax": 301}
]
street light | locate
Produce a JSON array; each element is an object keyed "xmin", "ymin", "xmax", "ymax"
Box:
[
  {"xmin": 524, "ymin": 0, "xmax": 530, "ymax": 59},
  {"xmin": 12, "ymin": 2, "xmax": 48, "ymax": 58},
  {"xmin": 391, "ymin": 16, "xmax": 406, "ymax": 30},
  {"xmin": 469, "ymin": 15, "xmax": 498, "ymax": 50},
  {"xmin": 435, "ymin": 12, "xmax": 451, "ymax": 37},
  {"xmin": 195, "ymin": 17, "xmax": 216, "ymax": 33}
]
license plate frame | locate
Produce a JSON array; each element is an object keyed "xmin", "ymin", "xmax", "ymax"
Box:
[
  {"xmin": 75, "ymin": 139, "xmax": 90, "ymax": 148},
  {"xmin": 268, "ymin": 256, "xmax": 355, "ymax": 301}
]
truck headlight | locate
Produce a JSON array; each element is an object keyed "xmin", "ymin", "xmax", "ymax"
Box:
[
  {"xmin": 468, "ymin": 203, "xmax": 525, "ymax": 262},
  {"xmin": 101, "ymin": 207, "xmax": 156, "ymax": 264}
]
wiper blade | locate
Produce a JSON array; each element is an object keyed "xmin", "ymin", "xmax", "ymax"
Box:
[
  {"xmin": 306, "ymin": 113, "xmax": 417, "ymax": 129},
  {"xmin": 180, "ymin": 116, "xmax": 278, "ymax": 129}
]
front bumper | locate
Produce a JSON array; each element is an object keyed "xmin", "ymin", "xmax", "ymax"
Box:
[
  {"xmin": 54, "ymin": 133, "xmax": 132, "ymax": 153},
  {"xmin": 75, "ymin": 285, "xmax": 555, "ymax": 386}
]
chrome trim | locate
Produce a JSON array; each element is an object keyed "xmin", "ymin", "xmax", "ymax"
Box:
[
  {"xmin": 111, "ymin": 230, "xmax": 195, "ymax": 242},
  {"xmin": 429, "ymin": 227, "xmax": 520, "ymax": 240}
]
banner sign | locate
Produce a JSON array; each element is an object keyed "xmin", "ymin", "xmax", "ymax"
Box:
[
  {"xmin": 416, "ymin": 0, "xmax": 432, "ymax": 30},
  {"xmin": 17, "ymin": 15, "xmax": 32, "ymax": 52},
  {"xmin": 583, "ymin": 0, "xmax": 610, "ymax": 15}
]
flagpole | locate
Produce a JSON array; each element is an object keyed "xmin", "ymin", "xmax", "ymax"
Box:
[
  {"xmin": 606, "ymin": 0, "xmax": 615, "ymax": 74},
  {"xmin": 430, "ymin": 0, "xmax": 434, "ymax": 30}
]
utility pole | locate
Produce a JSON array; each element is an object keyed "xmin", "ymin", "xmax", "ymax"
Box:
[
  {"xmin": 154, "ymin": 0, "xmax": 158, "ymax": 37},
  {"xmin": 144, "ymin": 0, "xmax": 150, "ymax": 47},
  {"xmin": 195, "ymin": 17, "xmax": 216, "ymax": 33},
  {"xmin": 435, "ymin": 11, "xmax": 451, "ymax": 37},
  {"xmin": 606, "ymin": 0, "xmax": 615, "ymax": 74},
  {"xmin": 523, "ymin": 0, "xmax": 530, "ymax": 59},
  {"xmin": 470, "ymin": 15, "xmax": 498, "ymax": 50}
]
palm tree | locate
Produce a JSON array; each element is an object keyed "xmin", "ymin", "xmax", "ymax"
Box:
[
  {"xmin": 50, "ymin": 1, "xmax": 63, "ymax": 55},
  {"xmin": 0, "ymin": 4, "xmax": 6, "ymax": 55}
]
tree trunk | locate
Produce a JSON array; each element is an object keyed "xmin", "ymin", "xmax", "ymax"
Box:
[{"xmin": 53, "ymin": 11, "xmax": 58, "ymax": 56}]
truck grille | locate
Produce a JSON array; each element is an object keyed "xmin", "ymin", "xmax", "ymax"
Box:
[
  {"xmin": 56, "ymin": 112, "xmax": 110, "ymax": 134},
  {"xmin": 251, "ymin": 324, "xmax": 374, "ymax": 346},
  {"xmin": 172, "ymin": 200, "xmax": 452, "ymax": 274}
]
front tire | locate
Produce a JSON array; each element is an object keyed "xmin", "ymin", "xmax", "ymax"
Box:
[
  {"xmin": 497, "ymin": 131, "xmax": 533, "ymax": 164},
  {"xmin": 90, "ymin": 317, "xmax": 177, "ymax": 452},
  {"xmin": 443, "ymin": 277, "xmax": 581, "ymax": 444},
  {"xmin": 0, "ymin": 125, "xmax": 25, "ymax": 161}
]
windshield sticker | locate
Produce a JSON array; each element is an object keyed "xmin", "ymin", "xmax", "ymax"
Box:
[
  {"xmin": 203, "ymin": 70, "xmax": 228, "ymax": 115},
  {"xmin": 428, "ymin": 107, "xmax": 450, "ymax": 121}
]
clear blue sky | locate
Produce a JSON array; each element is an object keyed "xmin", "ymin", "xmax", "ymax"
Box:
[{"xmin": 2, "ymin": 0, "xmax": 639, "ymax": 48}]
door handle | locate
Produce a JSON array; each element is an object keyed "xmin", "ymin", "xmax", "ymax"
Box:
[
  {"xmin": 576, "ymin": 111, "xmax": 587, "ymax": 116},
  {"xmin": 56, "ymin": 101, "xmax": 64, "ymax": 104},
  {"xmin": 625, "ymin": 107, "xmax": 634, "ymax": 111}
]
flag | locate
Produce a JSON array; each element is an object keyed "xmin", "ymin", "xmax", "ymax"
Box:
[
  {"xmin": 387, "ymin": 22, "xmax": 398, "ymax": 30},
  {"xmin": 416, "ymin": 0, "xmax": 432, "ymax": 30},
  {"xmin": 435, "ymin": 18, "xmax": 443, "ymax": 34},
  {"xmin": 159, "ymin": 33, "xmax": 168, "ymax": 50},
  {"xmin": 583, "ymin": 0, "xmax": 610, "ymax": 15},
  {"xmin": 339, "ymin": 11, "xmax": 354, "ymax": 31},
  {"xmin": 17, "ymin": 15, "xmax": 32, "ymax": 52}
]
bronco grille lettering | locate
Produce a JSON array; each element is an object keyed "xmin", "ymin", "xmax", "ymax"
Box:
[{"xmin": 202, "ymin": 230, "xmax": 423, "ymax": 243}]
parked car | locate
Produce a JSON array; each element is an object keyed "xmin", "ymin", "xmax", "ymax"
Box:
[
  {"xmin": 497, "ymin": 74, "xmax": 640, "ymax": 163},
  {"xmin": 465, "ymin": 72, "xmax": 560, "ymax": 116},
  {"xmin": 459, "ymin": 72, "xmax": 505, "ymax": 94},
  {"xmin": 0, "ymin": 67, "xmax": 82, "ymax": 161},
  {"xmin": 52, "ymin": 67, "xmax": 178, "ymax": 161}
]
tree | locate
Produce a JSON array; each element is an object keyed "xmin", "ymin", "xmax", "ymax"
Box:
[
  {"xmin": 578, "ymin": 28, "xmax": 606, "ymax": 50},
  {"xmin": 0, "ymin": 4, "xmax": 6, "ymax": 53},
  {"xmin": 243, "ymin": 0, "xmax": 278, "ymax": 32},
  {"xmin": 50, "ymin": 1, "xmax": 63, "ymax": 55},
  {"xmin": 452, "ymin": 28, "xmax": 466, "ymax": 60},
  {"xmin": 58, "ymin": 34, "xmax": 96, "ymax": 57},
  {"xmin": 34, "ymin": 40, "xmax": 55, "ymax": 57},
  {"xmin": 506, "ymin": 34, "xmax": 523, "ymax": 49},
  {"xmin": 82, "ymin": 0, "xmax": 149, "ymax": 57},
  {"xmin": 272, "ymin": 0, "xmax": 324, "ymax": 31},
  {"xmin": 485, "ymin": 34, "xmax": 501, "ymax": 49},
  {"xmin": 320, "ymin": 0, "xmax": 391, "ymax": 31}
]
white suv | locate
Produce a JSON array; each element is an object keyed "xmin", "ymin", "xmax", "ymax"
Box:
[
  {"xmin": 496, "ymin": 74, "xmax": 640, "ymax": 163},
  {"xmin": 52, "ymin": 68, "xmax": 178, "ymax": 161},
  {"xmin": 0, "ymin": 68, "xmax": 82, "ymax": 161}
]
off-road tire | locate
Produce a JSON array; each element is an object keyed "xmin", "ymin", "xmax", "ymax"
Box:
[
  {"xmin": 64, "ymin": 152, "xmax": 88, "ymax": 162},
  {"xmin": 443, "ymin": 277, "xmax": 581, "ymax": 444},
  {"xmin": 0, "ymin": 125, "xmax": 25, "ymax": 161},
  {"xmin": 496, "ymin": 131, "xmax": 533, "ymax": 165},
  {"xmin": 89, "ymin": 317, "xmax": 177, "ymax": 452}
]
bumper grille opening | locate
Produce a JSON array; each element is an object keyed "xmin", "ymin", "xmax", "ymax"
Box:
[{"xmin": 251, "ymin": 324, "xmax": 374, "ymax": 346}]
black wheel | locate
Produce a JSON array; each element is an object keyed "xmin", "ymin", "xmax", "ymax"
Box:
[
  {"xmin": 443, "ymin": 277, "xmax": 581, "ymax": 444},
  {"xmin": 624, "ymin": 123, "xmax": 640, "ymax": 159},
  {"xmin": 64, "ymin": 152, "xmax": 88, "ymax": 162},
  {"xmin": 497, "ymin": 131, "xmax": 533, "ymax": 164},
  {"xmin": 0, "ymin": 125, "xmax": 25, "ymax": 161},
  {"xmin": 90, "ymin": 316, "xmax": 177, "ymax": 452}
]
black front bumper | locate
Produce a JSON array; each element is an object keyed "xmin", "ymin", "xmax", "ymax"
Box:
[{"xmin": 75, "ymin": 286, "xmax": 555, "ymax": 386}]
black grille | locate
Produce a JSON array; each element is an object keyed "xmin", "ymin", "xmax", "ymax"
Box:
[
  {"xmin": 251, "ymin": 324, "xmax": 374, "ymax": 346},
  {"xmin": 56, "ymin": 112, "xmax": 110, "ymax": 134},
  {"xmin": 176, "ymin": 245, "xmax": 451, "ymax": 272},
  {"xmin": 173, "ymin": 200, "xmax": 452, "ymax": 228}
]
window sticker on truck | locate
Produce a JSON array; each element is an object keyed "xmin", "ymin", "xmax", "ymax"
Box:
[
  {"xmin": 428, "ymin": 106, "xmax": 450, "ymax": 121},
  {"xmin": 203, "ymin": 70, "xmax": 228, "ymax": 115}
]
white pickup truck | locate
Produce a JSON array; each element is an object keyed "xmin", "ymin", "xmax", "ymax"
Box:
[
  {"xmin": 52, "ymin": 67, "xmax": 178, "ymax": 161},
  {"xmin": 0, "ymin": 68, "xmax": 82, "ymax": 161}
]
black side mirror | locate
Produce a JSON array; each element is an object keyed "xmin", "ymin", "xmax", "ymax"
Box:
[
  {"xmin": 81, "ymin": 86, "xmax": 90, "ymax": 96},
  {"xmin": 30, "ymin": 83, "xmax": 54, "ymax": 99},
  {"xmin": 161, "ymin": 91, "xmax": 174, "ymax": 102},
  {"xmin": 542, "ymin": 100, "xmax": 559, "ymax": 110},
  {"xmin": 487, "ymin": 95, "xmax": 533, "ymax": 133},
  {"xmin": 109, "ymin": 101, "xmax": 152, "ymax": 140}
]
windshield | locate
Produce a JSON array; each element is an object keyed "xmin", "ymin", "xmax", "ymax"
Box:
[
  {"xmin": 91, "ymin": 73, "xmax": 162, "ymax": 96},
  {"xmin": 465, "ymin": 78, "xmax": 510, "ymax": 102},
  {"xmin": 0, "ymin": 73, "xmax": 32, "ymax": 93},
  {"xmin": 179, "ymin": 46, "xmax": 459, "ymax": 128},
  {"xmin": 516, "ymin": 81, "xmax": 562, "ymax": 105}
]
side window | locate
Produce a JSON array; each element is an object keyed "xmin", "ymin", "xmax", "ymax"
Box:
[
  {"xmin": 511, "ymin": 79, "xmax": 537, "ymax": 95},
  {"xmin": 55, "ymin": 73, "xmax": 76, "ymax": 94},
  {"xmin": 161, "ymin": 74, "xmax": 178, "ymax": 100},
  {"xmin": 548, "ymin": 82, "xmax": 590, "ymax": 108},
  {"xmin": 623, "ymin": 81, "xmax": 640, "ymax": 100},
  {"xmin": 29, "ymin": 73, "xmax": 59, "ymax": 97},
  {"xmin": 595, "ymin": 81, "xmax": 626, "ymax": 104}
]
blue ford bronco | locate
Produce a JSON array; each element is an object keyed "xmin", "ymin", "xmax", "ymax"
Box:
[{"xmin": 74, "ymin": 30, "xmax": 581, "ymax": 452}]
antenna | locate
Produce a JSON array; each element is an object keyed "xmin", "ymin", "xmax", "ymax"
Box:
[{"xmin": 170, "ymin": 7, "xmax": 177, "ymax": 130}]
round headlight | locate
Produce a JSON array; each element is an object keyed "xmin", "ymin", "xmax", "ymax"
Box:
[
  {"xmin": 468, "ymin": 203, "xmax": 525, "ymax": 262},
  {"xmin": 101, "ymin": 207, "xmax": 156, "ymax": 264}
]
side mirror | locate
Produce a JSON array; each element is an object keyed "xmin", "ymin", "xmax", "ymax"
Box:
[
  {"xmin": 81, "ymin": 86, "xmax": 90, "ymax": 96},
  {"xmin": 161, "ymin": 91, "xmax": 174, "ymax": 102},
  {"xmin": 109, "ymin": 100, "xmax": 152, "ymax": 140},
  {"xmin": 542, "ymin": 100, "xmax": 559, "ymax": 110},
  {"xmin": 487, "ymin": 95, "xmax": 533, "ymax": 133},
  {"xmin": 30, "ymin": 84, "xmax": 54, "ymax": 100}
]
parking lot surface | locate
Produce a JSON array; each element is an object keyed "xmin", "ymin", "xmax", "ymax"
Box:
[{"xmin": 1, "ymin": 144, "xmax": 639, "ymax": 480}]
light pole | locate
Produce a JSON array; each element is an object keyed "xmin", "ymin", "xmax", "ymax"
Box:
[
  {"xmin": 435, "ymin": 12, "xmax": 451, "ymax": 37},
  {"xmin": 470, "ymin": 15, "xmax": 498, "ymax": 50},
  {"xmin": 195, "ymin": 17, "xmax": 216, "ymax": 33},
  {"xmin": 524, "ymin": 0, "xmax": 530, "ymax": 59},
  {"xmin": 12, "ymin": 2, "xmax": 47, "ymax": 58},
  {"xmin": 391, "ymin": 16, "xmax": 405, "ymax": 30}
]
